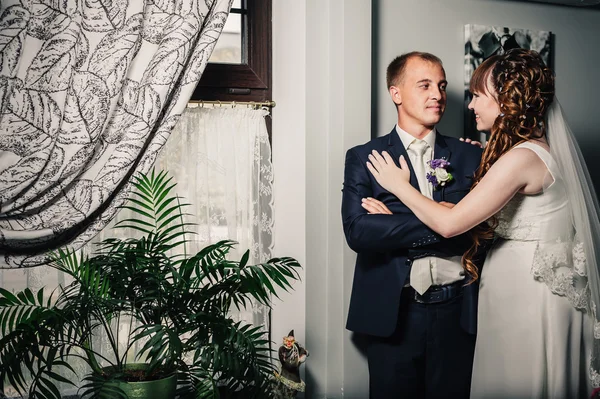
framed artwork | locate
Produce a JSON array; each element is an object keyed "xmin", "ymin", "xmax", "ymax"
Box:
[{"xmin": 464, "ymin": 24, "xmax": 552, "ymax": 142}]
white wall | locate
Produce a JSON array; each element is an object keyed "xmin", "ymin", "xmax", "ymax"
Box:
[
  {"xmin": 271, "ymin": 0, "xmax": 307, "ymax": 377},
  {"xmin": 272, "ymin": 1, "xmax": 372, "ymax": 398},
  {"xmin": 374, "ymin": 0, "xmax": 600, "ymax": 184}
]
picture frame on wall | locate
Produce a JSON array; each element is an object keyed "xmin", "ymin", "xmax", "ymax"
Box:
[{"xmin": 464, "ymin": 24, "xmax": 552, "ymax": 142}]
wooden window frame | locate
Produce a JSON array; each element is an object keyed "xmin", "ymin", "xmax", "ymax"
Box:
[{"xmin": 191, "ymin": 0, "xmax": 272, "ymax": 103}]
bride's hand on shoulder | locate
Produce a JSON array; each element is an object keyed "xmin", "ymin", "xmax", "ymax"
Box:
[
  {"xmin": 459, "ymin": 137, "xmax": 484, "ymax": 148},
  {"xmin": 366, "ymin": 150, "xmax": 411, "ymax": 194},
  {"xmin": 361, "ymin": 197, "xmax": 393, "ymax": 214}
]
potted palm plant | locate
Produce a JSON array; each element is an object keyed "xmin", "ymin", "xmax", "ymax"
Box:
[{"xmin": 0, "ymin": 170, "xmax": 301, "ymax": 399}]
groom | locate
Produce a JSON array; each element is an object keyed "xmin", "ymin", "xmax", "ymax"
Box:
[{"xmin": 342, "ymin": 52, "xmax": 483, "ymax": 398}]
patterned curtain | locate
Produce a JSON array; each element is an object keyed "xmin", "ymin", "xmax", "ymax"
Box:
[{"xmin": 0, "ymin": 0, "xmax": 232, "ymax": 268}]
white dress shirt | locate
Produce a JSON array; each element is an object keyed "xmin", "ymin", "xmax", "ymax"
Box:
[{"xmin": 395, "ymin": 125, "xmax": 464, "ymax": 289}]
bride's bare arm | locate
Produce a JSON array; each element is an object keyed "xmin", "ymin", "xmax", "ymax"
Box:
[{"xmin": 367, "ymin": 148, "xmax": 548, "ymax": 238}]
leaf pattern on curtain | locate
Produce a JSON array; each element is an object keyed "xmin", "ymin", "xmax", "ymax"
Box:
[{"xmin": 0, "ymin": 0, "xmax": 233, "ymax": 268}]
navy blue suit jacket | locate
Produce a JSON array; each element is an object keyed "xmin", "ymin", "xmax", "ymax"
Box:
[{"xmin": 342, "ymin": 128, "xmax": 483, "ymax": 337}]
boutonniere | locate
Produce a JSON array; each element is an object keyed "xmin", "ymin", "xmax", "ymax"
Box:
[{"xmin": 426, "ymin": 158, "xmax": 453, "ymax": 190}]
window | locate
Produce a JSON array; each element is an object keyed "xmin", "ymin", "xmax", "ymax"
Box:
[{"xmin": 191, "ymin": 0, "xmax": 272, "ymax": 103}]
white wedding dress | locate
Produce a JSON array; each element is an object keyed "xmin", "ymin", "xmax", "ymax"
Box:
[{"xmin": 470, "ymin": 142, "xmax": 593, "ymax": 399}]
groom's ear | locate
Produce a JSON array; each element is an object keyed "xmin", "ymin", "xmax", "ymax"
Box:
[{"xmin": 389, "ymin": 86, "xmax": 402, "ymax": 106}]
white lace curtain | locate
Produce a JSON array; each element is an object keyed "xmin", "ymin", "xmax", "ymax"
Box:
[
  {"xmin": 92, "ymin": 105, "xmax": 274, "ymax": 330},
  {"xmin": 155, "ymin": 105, "xmax": 274, "ymax": 325},
  {"xmin": 88, "ymin": 105, "xmax": 274, "ymax": 327},
  {"xmin": 88, "ymin": 105, "xmax": 274, "ymax": 375},
  {"xmin": 0, "ymin": 0, "xmax": 232, "ymax": 268}
]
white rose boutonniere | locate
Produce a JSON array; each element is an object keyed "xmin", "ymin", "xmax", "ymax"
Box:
[{"xmin": 426, "ymin": 158, "xmax": 453, "ymax": 190}]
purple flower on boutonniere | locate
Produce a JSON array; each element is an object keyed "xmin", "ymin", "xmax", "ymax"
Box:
[{"xmin": 426, "ymin": 158, "xmax": 453, "ymax": 190}]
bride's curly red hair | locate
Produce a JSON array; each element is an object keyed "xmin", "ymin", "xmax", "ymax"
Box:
[{"xmin": 462, "ymin": 49, "xmax": 555, "ymax": 283}]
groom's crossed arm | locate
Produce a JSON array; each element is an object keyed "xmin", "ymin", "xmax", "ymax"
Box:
[{"xmin": 342, "ymin": 148, "xmax": 447, "ymax": 253}]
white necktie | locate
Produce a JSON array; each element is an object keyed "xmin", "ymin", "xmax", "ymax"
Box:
[
  {"xmin": 408, "ymin": 139, "xmax": 433, "ymax": 294},
  {"xmin": 408, "ymin": 139, "xmax": 431, "ymax": 198}
]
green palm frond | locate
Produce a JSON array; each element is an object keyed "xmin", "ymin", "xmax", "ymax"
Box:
[
  {"xmin": 175, "ymin": 367, "xmax": 219, "ymax": 399},
  {"xmin": 0, "ymin": 326, "xmax": 77, "ymax": 398},
  {"xmin": 79, "ymin": 372, "xmax": 129, "ymax": 399},
  {"xmin": 131, "ymin": 324, "xmax": 182, "ymax": 372},
  {"xmin": 29, "ymin": 354, "xmax": 76, "ymax": 399},
  {"xmin": 186, "ymin": 320, "xmax": 275, "ymax": 386},
  {"xmin": 50, "ymin": 249, "xmax": 112, "ymax": 304},
  {"xmin": 116, "ymin": 170, "xmax": 191, "ymax": 241},
  {"xmin": 0, "ymin": 287, "xmax": 52, "ymax": 335}
]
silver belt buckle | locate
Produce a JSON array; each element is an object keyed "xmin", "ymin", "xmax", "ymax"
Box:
[{"xmin": 414, "ymin": 290, "xmax": 426, "ymax": 303}]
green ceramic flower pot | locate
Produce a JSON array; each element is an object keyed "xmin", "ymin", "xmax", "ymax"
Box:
[{"xmin": 103, "ymin": 363, "xmax": 177, "ymax": 399}]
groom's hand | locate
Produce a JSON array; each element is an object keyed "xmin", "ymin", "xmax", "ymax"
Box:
[
  {"xmin": 361, "ymin": 197, "xmax": 393, "ymax": 215},
  {"xmin": 439, "ymin": 201, "xmax": 456, "ymax": 209}
]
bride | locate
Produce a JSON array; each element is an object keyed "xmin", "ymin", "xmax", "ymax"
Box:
[{"xmin": 362, "ymin": 48, "xmax": 599, "ymax": 398}]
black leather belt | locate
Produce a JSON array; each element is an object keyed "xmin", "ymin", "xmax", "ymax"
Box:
[{"xmin": 403, "ymin": 280, "xmax": 464, "ymax": 304}]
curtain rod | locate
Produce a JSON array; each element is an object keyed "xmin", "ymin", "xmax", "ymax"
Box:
[{"xmin": 187, "ymin": 100, "xmax": 276, "ymax": 109}]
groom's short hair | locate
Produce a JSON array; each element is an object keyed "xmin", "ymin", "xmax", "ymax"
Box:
[{"xmin": 386, "ymin": 52, "xmax": 444, "ymax": 88}]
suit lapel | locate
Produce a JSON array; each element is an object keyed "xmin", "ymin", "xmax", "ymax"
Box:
[
  {"xmin": 386, "ymin": 128, "xmax": 421, "ymax": 191},
  {"xmin": 433, "ymin": 133, "xmax": 451, "ymax": 202}
]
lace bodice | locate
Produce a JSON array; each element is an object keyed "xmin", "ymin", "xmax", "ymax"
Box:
[{"xmin": 495, "ymin": 142, "xmax": 571, "ymax": 242}]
